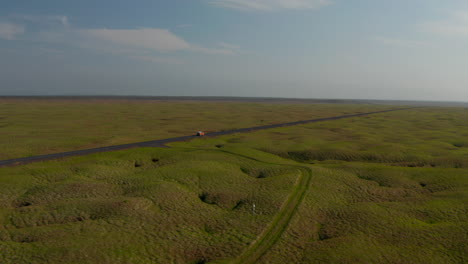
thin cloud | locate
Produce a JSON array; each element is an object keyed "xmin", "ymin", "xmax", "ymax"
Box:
[
  {"xmin": 58, "ymin": 16, "xmax": 70, "ymax": 27},
  {"xmin": 177, "ymin": 24, "xmax": 193, "ymax": 28},
  {"xmin": 218, "ymin": 42, "xmax": 240, "ymax": 50},
  {"xmin": 209, "ymin": 0, "xmax": 332, "ymax": 11},
  {"xmin": 0, "ymin": 22, "xmax": 25, "ymax": 40},
  {"xmin": 420, "ymin": 11, "xmax": 468, "ymax": 37},
  {"xmin": 190, "ymin": 46, "xmax": 234, "ymax": 55},
  {"xmin": 375, "ymin": 37, "xmax": 430, "ymax": 48},
  {"xmin": 9, "ymin": 14, "xmax": 70, "ymax": 27},
  {"xmin": 0, "ymin": 14, "xmax": 69, "ymax": 40},
  {"xmin": 194, "ymin": 42, "xmax": 242, "ymax": 55},
  {"xmin": 127, "ymin": 55, "xmax": 185, "ymax": 65},
  {"xmin": 81, "ymin": 28, "xmax": 192, "ymax": 52},
  {"xmin": 80, "ymin": 28, "xmax": 238, "ymax": 55},
  {"xmin": 1, "ymin": 14, "xmax": 240, "ymax": 65}
]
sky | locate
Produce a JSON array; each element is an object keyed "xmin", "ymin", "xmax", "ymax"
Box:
[{"xmin": 0, "ymin": 0, "xmax": 467, "ymax": 101}]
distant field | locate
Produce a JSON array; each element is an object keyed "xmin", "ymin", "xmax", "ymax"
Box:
[
  {"xmin": 0, "ymin": 101, "xmax": 466, "ymax": 263},
  {"xmin": 179, "ymin": 107, "xmax": 468, "ymax": 169},
  {"xmin": 0, "ymin": 98, "xmax": 391, "ymax": 160}
]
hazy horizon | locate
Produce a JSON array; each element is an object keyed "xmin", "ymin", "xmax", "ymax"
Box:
[
  {"xmin": 2, "ymin": 95, "xmax": 467, "ymax": 105},
  {"xmin": 1, "ymin": 0, "xmax": 468, "ymax": 101}
]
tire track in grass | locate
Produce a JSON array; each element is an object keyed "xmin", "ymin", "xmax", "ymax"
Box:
[
  {"xmin": 213, "ymin": 149, "xmax": 313, "ymax": 264},
  {"xmin": 230, "ymin": 166, "xmax": 312, "ymax": 264}
]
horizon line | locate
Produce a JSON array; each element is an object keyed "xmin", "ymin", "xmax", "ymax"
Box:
[{"xmin": 0, "ymin": 95, "xmax": 467, "ymax": 104}]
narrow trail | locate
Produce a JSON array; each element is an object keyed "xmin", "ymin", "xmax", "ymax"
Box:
[
  {"xmin": 230, "ymin": 166, "xmax": 312, "ymax": 264},
  {"xmin": 0, "ymin": 107, "xmax": 415, "ymax": 167},
  {"xmin": 209, "ymin": 149, "xmax": 313, "ymax": 264}
]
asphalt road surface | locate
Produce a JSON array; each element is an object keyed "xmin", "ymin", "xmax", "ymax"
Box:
[{"xmin": 0, "ymin": 108, "xmax": 415, "ymax": 167}]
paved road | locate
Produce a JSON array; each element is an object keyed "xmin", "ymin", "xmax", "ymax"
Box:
[{"xmin": 0, "ymin": 108, "xmax": 414, "ymax": 167}]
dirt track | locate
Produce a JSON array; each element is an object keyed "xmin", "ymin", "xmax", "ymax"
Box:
[
  {"xmin": 0, "ymin": 108, "xmax": 415, "ymax": 167},
  {"xmin": 230, "ymin": 166, "xmax": 312, "ymax": 264}
]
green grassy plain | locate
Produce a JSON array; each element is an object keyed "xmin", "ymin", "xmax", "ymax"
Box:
[
  {"xmin": 0, "ymin": 100, "xmax": 467, "ymax": 263},
  {"xmin": 0, "ymin": 98, "xmax": 391, "ymax": 160}
]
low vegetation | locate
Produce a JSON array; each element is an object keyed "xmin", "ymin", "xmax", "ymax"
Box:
[
  {"xmin": 0, "ymin": 98, "xmax": 391, "ymax": 160},
  {"xmin": 0, "ymin": 101, "xmax": 466, "ymax": 263}
]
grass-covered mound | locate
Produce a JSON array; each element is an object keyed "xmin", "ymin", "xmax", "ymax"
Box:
[
  {"xmin": 263, "ymin": 164, "xmax": 467, "ymax": 263},
  {"xmin": 0, "ymin": 148, "xmax": 299, "ymax": 264}
]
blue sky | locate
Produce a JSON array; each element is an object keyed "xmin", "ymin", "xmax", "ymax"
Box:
[{"xmin": 1, "ymin": 0, "xmax": 467, "ymax": 101}]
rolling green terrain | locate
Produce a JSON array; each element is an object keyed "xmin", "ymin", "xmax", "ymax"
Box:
[{"xmin": 0, "ymin": 100, "xmax": 467, "ymax": 263}]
